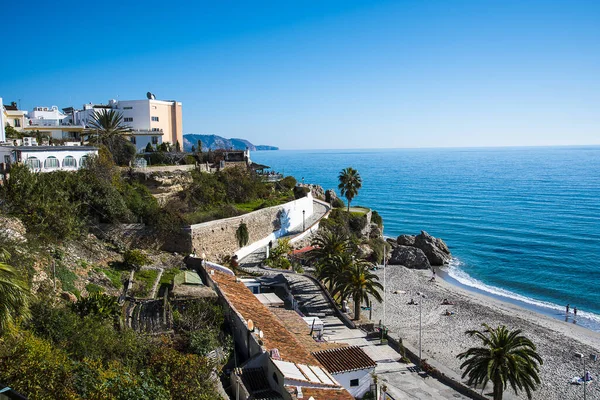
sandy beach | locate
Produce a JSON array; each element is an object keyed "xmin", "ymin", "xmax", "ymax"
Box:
[{"xmin": 369, "ymin": 265, "xmax": 600, "ymax": 400}]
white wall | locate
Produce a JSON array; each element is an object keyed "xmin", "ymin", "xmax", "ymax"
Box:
[
  {"xmin": 334, "ymin": 368, "xmax": 374, "ymax": 398},
  {"xmin": 29, "ymin": 106, "xmax": 66, "ymax": 120},
  {"xmin": 0, "ymin": 147, "xmax": 99, "ymax": 172},
  {"xmin": 234, "ymin": 193, "xmax": 314, "ymax": 260},
  {"xmin": 0, "ymin": 97, "xmax": 5, "ymax": 142}
]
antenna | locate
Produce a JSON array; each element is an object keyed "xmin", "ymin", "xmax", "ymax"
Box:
[{"xmin": 147, "ymin": 92, "xmax": 152, "ymax": 100}]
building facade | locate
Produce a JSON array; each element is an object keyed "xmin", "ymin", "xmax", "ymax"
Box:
[
  {"xmin": 0, "ymin": 140, "xmax": 98, "ymax": 174},
  {"xmin": 68, "ymin": 97, "xmax": 183, "ymax": 152}
]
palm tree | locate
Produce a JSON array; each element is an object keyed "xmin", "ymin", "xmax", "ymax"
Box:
[
  {"xmin": 0, "ymin": 249, "xmax": 29, "ymax": 331},
  {"xmin": 316, "ymin": 252, "xmax": 354, "ymax": 295},
  {"xmin": 340, "ymin": 259, "xmax": 382, "ymax": 320},
  {"xmin": 338, "ymin": 167, "xmax": 362, "ymax": 212},
  {"xmin": 457, "ymin": 324, "xmax": 543, "ymax": 400},
  {"xmin": 310, "ymin": 230, "xmax": 353, "ymax": 263},
  {"xmin": 87, "ymin": 109, "xmax": 130, "ymax": 141}
]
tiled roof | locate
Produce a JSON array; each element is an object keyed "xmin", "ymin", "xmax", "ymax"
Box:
[
  {"xmin": 208, "ymin": 269, "xmax": 319, "ymax": 365},
  {"xmin": 269, "ymin": 308, "xmax": 347, "ymax": 353},
  {"xmin": 312, "ymin": 346, "xmax": 377, "ymax": 374},
  {"xmin": 288, "ymin": 386, "xmax": 355, "ymax": 400}
]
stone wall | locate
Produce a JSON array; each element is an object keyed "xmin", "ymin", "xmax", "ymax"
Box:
[{"xmin": 191, "ymin": 194, "xmax": 314, "ymax": 261}]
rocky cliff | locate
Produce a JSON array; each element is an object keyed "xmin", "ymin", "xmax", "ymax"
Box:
[{"xmin": 183, "ymin": 134, "xmax": 278, "ymax": 152}]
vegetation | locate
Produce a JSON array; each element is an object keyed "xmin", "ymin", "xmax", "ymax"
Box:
[
  {"xmin": 338, "ymin": 167, "xmax": 363, "ymax": 212},
  {"xmin": 0, "ymin": 296, "xmax": 224, "ymax": 399},
  {"xmin": 310, "ymin": 230, "xmax": 383, "ymax": 319},
  {"xmin": 87, "ymin": 109, "xmax": 136, "ymax": 166},
  {"xmin": 132, "ymin": 269, "xmax": 159, "ymax": 298},
  {"xmin": 235, "ymin": 222, "xmax": 249, "ymax": 247},
  {"xmin": 176, "ymin": 167, "xmax": 294, "ymax": 225},
  {"xmin": 265, "ymin": 238, "xmax": 292, "ymax": 270},
  {"xmin": 123, "ymin": 249, "xmax": 151, "ymax": 271},
  {"xmin": 0, "ymin": 151, "xmax": 162, "ymax": 240},
  {"xmin": 0, "ymin": 249, "xmax": 29, "ymax": 332},
  {"xmin": 457, "ymin": 324, "xmax": 543, "ymax": 400}
]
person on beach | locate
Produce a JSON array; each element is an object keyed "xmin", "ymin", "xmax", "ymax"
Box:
[
  {"xmin": 429, "ymin": 269, "xmax": 436, "ymax": 282},
  {"xmin": 574, "ymin": 306, "xmax": 578, "ymax": 316},
  {"xmin": 566, "ymin": 304, "xmax": 570, "ymax": 314}
]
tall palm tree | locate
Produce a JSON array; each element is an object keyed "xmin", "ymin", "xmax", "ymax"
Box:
[
  {"xmin": 340, "ymin": 259, "xmax": 382, "ymax": 320},
  {"xmin": 0, "ymin": 249, "xmax": 29, "ymax": 331},
  {"xmin": 338, "ymin": 167, "xmax": 362, "ymax": 212},
  {"xmin": 316, "ymin": 252, "xmax": 354, "ymax": 295},
  {"xmin": 457, "ymin": 324, "xmax": 543, "ymax": 400}
]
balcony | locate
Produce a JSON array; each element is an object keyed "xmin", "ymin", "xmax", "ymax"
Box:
[{"xmin": 27, "ymin": 118, "xmax": 85, "ymax": 128}]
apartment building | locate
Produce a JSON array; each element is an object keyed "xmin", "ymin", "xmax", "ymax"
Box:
[{"xmin": 69, "ymin": 96, "xmax": 183, "ymax": 152}]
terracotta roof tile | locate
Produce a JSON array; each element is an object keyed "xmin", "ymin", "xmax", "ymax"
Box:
[
  {"xmin": 269, "ymin": 308, "xmax": 348, "ymax": 353},
  {"xmin": 312, "ymin": 346, "xmax": 377, "ymax": 374},
  {"xmin": 291, "ymin": 387, "xmax": 355, "ymax": 400},
  {"xmin": 208, "ymin": 269, "xmax": 319, "ymax": 365}
]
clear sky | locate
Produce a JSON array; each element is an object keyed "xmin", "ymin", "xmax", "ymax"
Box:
[{"xmin": 2, "ymin": 0, "xmax": 599, "ymax": 149}]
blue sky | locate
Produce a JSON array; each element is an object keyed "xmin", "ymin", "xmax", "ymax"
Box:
[{"xmin": 2, "ymin": 0, "xmax": 599, "ymax": 149}]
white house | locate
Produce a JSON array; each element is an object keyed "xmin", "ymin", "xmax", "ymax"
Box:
[
  {"xmin": 312, "ymin": 346, "xmax": 377, "ymax": 398},
  {"xmin": 0, "ymin": 139, "xmax": 98, "ymax": 173}
]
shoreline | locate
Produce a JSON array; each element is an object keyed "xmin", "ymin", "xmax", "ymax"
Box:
[
  {"xmin": 438, "ymin": 263, "xmax": 600, "ymax": 333},
  {"xmin": 370, "ymin": 265, "xmax": 600, "ymax": 400}
]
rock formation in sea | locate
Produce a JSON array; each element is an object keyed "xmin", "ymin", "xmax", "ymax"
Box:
[
  {"xmin": 396, "ymin": 231, "xmax": 451, "ymax": 266},
  {"xmin": 388, "ymin": 245, "xmax": 431, "ymax": 269}
]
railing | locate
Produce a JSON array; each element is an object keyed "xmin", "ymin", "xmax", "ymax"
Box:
[{"xmin": 27, "ymin": 119, "xmax": 85, "ymax": 128}]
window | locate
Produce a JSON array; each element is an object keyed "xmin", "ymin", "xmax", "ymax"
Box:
[
  {"xmin": 130, "ymin": 137, "xmax": 137, "ymax": 145},
  {"xmin": 350, "ymin": 379, "xmax": 359, "ymax": 387},
  {"xmin": 272, "ymin": 373, "xmax": 278, "ymax": 384},
  {"xmin": 151, "ymin": 136, "xmax": 159, "ymax": 145},
  {"xmin": 123, "ymin": 106, "xmax": 133, "ymax": 110},
  {"xmin": 44, "ymin": 156, "xmax": 59, "ymax": 169},
  {"xmin": 151, "ymin": 128, "xmax": 161, "ymax": 132},
  {"xmin": 63, "ymin": 156, "xmax": 77, "ymax": 168},
  {"xmin": 25, "ymin": 157, "xmax": 41, "ymax": 169},
  {"xmin": 79, "ymin": 155, "xmax": 89, "ymax": 167},
  {"xmin": 124, "ymin": 117, "xmax": 133, "ymax": 122},
  {"xmin": 151, "ymin": 116, "xmax": 159, "ymax": 122},
  {"xmin": 14, "ymin": 119, "xmax": 21, "ymax": 127},
  {"xmin": 4, "ymin": 155, "xmax": 11, "ymax": 164}
]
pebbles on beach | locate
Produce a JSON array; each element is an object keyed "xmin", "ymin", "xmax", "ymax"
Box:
[{"xmin": 369, "ymin": 265, "xmax": 600, "ymax": 400}]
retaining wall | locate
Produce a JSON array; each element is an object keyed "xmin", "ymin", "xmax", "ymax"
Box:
[{"xmin": 192, "ymin": 193, "xmax": 314, "ymax": 261}]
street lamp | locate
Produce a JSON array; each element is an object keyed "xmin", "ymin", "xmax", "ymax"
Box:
[
  {"xmin": 416, "ymin": 291, "xmax": 426, "ymax": 369},
  {"xmin": 302, "ymin": 210, "xmax": 306, "ymax": 231},
  {"xmin": 574, "ymin": 352, "xmax": 597, "ymax": 400}
]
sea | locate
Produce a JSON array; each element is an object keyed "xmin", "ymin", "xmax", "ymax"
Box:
[{"xmin": 252, "ymin": 146, "xmax": 600, "ymax": 332}]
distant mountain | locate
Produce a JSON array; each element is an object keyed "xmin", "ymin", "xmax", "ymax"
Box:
[{"xmin": 183, "ymin": 134, "xmax": 278, "ymax": 152}]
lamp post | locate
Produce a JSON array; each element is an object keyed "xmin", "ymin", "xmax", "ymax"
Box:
[
  {"xmin": 382, "ymin": 254, "xmax": 387, "ymax": 342},
  {"xmin": 302, "ymin": 210, "xmax": 306, "ymax": 231},
  {"xmin": 574, "ymin": 352, "xmax": 597, "ymax": 400},
  {"xmin": 416, "ymin": 291, "xmax": 426, "ymax": 369}
]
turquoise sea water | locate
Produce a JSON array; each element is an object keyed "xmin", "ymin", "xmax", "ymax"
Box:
[{"xmin": 252, "ymin": 147, "xmax": 600, "ymax": 330}]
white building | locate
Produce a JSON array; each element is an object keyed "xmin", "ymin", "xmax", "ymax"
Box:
[
  {"xmin": 312, "ymin": 346, "xmax": 377, "ymax": 398},
  {"xmin": 1, "ymin": 98, "xmax": 28, "ymax": 142},
  {"xmin": 0, "ymin": 138, "xmax": 98, "ymax": 173},
  {"xmin": 67, "ymin": 96, "xmax": 183, "ymax": 152}
]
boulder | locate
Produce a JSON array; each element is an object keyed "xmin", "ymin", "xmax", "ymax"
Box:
[
  {"xmin": 299, "ymin": 184, "xmax": 325, "ymax": 200},
  {"xmin": 397, "ymin": 234, "xmax": 415, "ymax": 246},
  {"xmin": 325, "ymin": 189, "xmax": 338, "ymax": 203},
  {"xmin": 413, "ymin": 231, "xmax": 451, "ymax": 266},
  {"xmin": 388, "ymin": 246, "xmax": 431, "ymax": 269},
  {"xmin": 0, "ymin": 216, "xmax": 27, "ymax": 243},
  {"xmin": 357, "ymin": 243, "xmax": 374, "ymax": 259},
  {"xmin": 61, "ymin": 291, "xmax": 78, "ymax": 303},
  {"xmin": 368, "ymin": 224, "xmax": 382, "ymax": 239}
]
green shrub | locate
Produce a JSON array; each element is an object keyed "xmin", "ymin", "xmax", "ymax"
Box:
[
  {"xmin": 55, "ymin": 263, "xmax": 78, "ymax": 294},
  {"xmin": 85, "ymin": 283, "xmax": 104, "ymax": 294},
  {"xmin": 279, "ymin": 176, "xmax": 297, "ymax": 190},
  {"xmin": 331, "ymin": 197, "xmax": 345, "ymax": 208},
  {"xmin": 123, "ymin": 249, "xmax": 151, "ymax": 271},
  {"xmin": 371, "ymin": 210, "xmax": 383, "ymax": 228}
]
